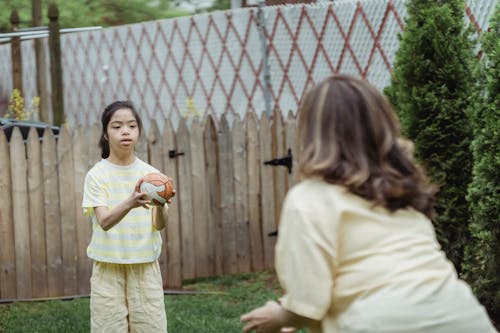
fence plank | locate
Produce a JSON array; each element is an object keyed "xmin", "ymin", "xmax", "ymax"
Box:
[
  {"xmin": 233, "ymin": 117, "xmax": 251, "ymax": 273},
  {"xmin": 148, "ymin": 122, "xmax": 163, "ymax": 170},
  {"xmin": 285, "ymin": 111, "xmax": 298, "ymax": 187},
  {"xmin": 42, "ymin": 128, "xmax": 63, "ymax": 297},
  {"xmin": 148, "ymin": 122, "xmax": 168, "ymax": 277},
  {"xmin": 273, "ymin": 110, "xmax": 287, "ymax": 229},
  {"xmin": 27, "ymin": 128, "xmax": 48, "ymax": 298},
  {"xmin": 260, "ymin": 114, "xmax": 276, "ymax": 269},
  {"xmin": 190, "ymin": 117, "xmax": 210, "ymax": 277},
  {"xmin": 58, "ymin": 127, "xmax": 77, "ymax": 295},
  {"xmin": 246, "ymin": 112, "xmax": 264, "ymax": 271},
  {"xmin": 177, "ymin": 119, "xmax": 195, "ymax": 279},
  {"xmin": 136, "ymin": 131, "xmax": 148, "ymax": 162},
  {"xmin": 161, "ymin": 120, "xmax": 182, "ymax": 288},
  {"xmin": 0, "ymin": 129, "xmax": 16, "ymax": 299},
  {"xmin": 88, "ymin": 124, "xmax": 101, "ymax": 168},
  {"xmin": 203, "ymin": 115, "xmax": 222, "ymax": 276},
  {"xmin": 219, "ymin": 114, "xmax": 237, "ymax": 274},
  {"xmin": 73, "ymin": 127, "xmax": 92, "ymax": 294},
  {"xmin": 10, "ymin": 128, "xmax": 32, "ymax": 298}
]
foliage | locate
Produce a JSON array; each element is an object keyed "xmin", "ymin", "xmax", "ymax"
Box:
[
  {"xmin": 4, "ymin": 88, "xmax": 39, "ymax": 120},
  {"xmin": 462, "ymin": 1, "xmax": 500, "ymax": 321},
  {"xmin": 0, "ymin": 0, "xmax": 191, "ymax": 32},
  {"xmin": 170, "ymin": 0, "xmax": 230, "ymax": 13},
  {"xmin": 0, "ymin": 271, "xmax": 307, "ymax": 333},
  {"xmin": 209, "ymin": 0, "xmax": 231, "ymax": 11},
  {"xmin": 384, "ymin": 0, "xmax": 478, "ymax": 272}
]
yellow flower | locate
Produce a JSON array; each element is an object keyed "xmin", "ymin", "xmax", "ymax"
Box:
[{"xmin": 5, "ymin": 89, "xmax": 40, "ymax": 121}]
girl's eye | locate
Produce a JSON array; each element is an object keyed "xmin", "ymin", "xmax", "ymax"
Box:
[{"xmin": 130, "ymin": 125, "xmax": 136, "ymax": 128}]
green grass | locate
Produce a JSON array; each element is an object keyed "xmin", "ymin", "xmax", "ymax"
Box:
[{"xmin": 0, "ymin": 270, "xmax": 306, "ymax": 333}]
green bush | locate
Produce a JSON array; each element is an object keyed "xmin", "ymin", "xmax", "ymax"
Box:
[
  {"xmin": 463, "ymin": 2, "xmax": 500, "ymax": 321},
  {"xmin": 384, "ymin": 0, "xmax": 478, "ymax": 272}
]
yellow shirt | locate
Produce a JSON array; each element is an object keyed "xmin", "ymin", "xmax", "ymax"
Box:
[
  {"xmin": 82, "ymin": 158, "xmax": 162, "ymax": 264},
  {"xmin": 276, "ymin": 179, "xmax": 496, "ymax": 333}
]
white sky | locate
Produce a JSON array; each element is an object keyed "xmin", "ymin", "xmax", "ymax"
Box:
[{"xmin": 176, "ymin": 0, "xmax": 216, "ymax": 12}]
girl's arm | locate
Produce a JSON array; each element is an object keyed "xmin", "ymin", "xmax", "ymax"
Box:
[
  {"xmin": 152, "ymin": 204, "xmax": 168, "ymax": 230},
  {"xmin": 241, "ymin": 300, "xmax": 319, "ymax": 333},
  {"xmin": 94, "ymin": 190, "xmax": 151, "ymax": 231}
]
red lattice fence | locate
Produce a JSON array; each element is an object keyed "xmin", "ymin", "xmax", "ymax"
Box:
[{"xmin": 0, "ymin": 0, "xmax": 496, "ymax": 129}]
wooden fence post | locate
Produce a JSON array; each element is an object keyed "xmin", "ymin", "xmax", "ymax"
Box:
[
  {"xmin": 218, "ymin": 114, "xmax": 237, "ymax": 275},
  {"xmin": 260, "ymin": 113, "xmax": 276, "ymax": 269},
  {"xmin": 27, "ymin": 127, "xmax": 48, "ymax": 298},
  {"xmin": 177, "ymin": 119, "xmax": 195, "ymax": 279},
  {"xmin": 203, "ymin": 115, "xmax": 222, "ymax": 276},
  {"xmin": 10, "ymin": 9, "xmax": 23, "ymax": 95},
  {"xmin": 162, "ymin": 120, "xmax": 182, "ymax": 288},
  {"xmin": 246, "ymin": 112, "xmax": 264, "ymax": 271},
  {"xmin": 10, "ymin": 128, "xmax": 32, "ymax": 299},
  {"xmin": 48, "ymin": 3, "xmax": 64, "ymax": 126},
  {"xmin": 32, "ymin": 0, "xmax": 51, "ymax": 123},
  {"xmin": 42, "ymin": 128, "xmax": 64, "ymax": 297},
  {"xmin": 0, "ymin": 129, "xmax": 16, "ymax": 299},
  {"xmin": 232, "ymin": 116, "xmax": 251, "ymax": 273}
]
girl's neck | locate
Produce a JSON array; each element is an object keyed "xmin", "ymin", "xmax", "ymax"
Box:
[{"xmin": 107, "ymin": 152, "xmax": 136, "ymax": 166}]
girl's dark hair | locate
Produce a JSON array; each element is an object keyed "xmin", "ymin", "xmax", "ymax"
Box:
[
  {"xmin": 98, "ymin": 100, "xmax": 142, "ymax": 158},
  {"xmin": 298, "ymin": 74, "xmax": 437, "ymax": 218}
]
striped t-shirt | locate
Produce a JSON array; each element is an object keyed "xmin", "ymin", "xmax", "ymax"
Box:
[{"xmin": 82, "ymin": 158, "xmax": 162, "ymax": 264}]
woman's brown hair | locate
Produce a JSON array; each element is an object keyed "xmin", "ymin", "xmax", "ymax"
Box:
[{"xmin": 298, "ymin": 74, "xmax": 437, "ymax": 218}]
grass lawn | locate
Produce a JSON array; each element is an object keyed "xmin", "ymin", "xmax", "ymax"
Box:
[{"xmin": 0, "ymin": 270, "xmax": 307, "ymax": 333}]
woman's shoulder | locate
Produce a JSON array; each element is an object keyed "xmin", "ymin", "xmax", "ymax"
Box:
[
  {"xmin": 285, "ymin": 179, "xmax": 348, "ymax": 210},
  {"xmin": 288, "ymin": 178, "xmax": 346, "ymax": 198},
  {"xmin": 287, "ymin": 179, "xmax": 383, "ymax": 216}
]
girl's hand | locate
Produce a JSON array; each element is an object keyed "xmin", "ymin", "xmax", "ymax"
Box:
[
  {"xmin": 129, "ymin": 177, "xmax": 151, "ymax": 209},
  {"xmin": 241, "ymin": 301, "xmax": 296, "ymax": 333},
  {"xmin": 135, "ymin": 177, "xmax": 145, "ymax": 193}
]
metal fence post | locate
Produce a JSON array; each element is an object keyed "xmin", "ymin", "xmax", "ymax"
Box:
[{"xmin": 257, "ymin": 0, "xmax": 272, "ymax": 118}]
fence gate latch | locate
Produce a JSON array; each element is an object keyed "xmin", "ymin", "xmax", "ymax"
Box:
[
  {"xmin": 264, "ymin": 148, "xmax": 292, "ymax": 174},
  {"xmin": 169, "ymin": 149, "xmax": 185, "ymax": 158}
]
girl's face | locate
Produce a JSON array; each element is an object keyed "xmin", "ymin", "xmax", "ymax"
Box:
[{"xmin": 105, "ymin": 108, "xmax": 139, "ymax": 158}]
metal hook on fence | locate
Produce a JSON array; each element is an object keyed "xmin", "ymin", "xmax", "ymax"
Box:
[{"xmin": 168, "ymin": 149, "xmax": 185, "ymax": 158}]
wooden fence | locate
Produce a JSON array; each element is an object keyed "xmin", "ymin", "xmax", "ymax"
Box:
[{"xmin": 0, "ymin": 111, "xmax": 299, "ymax": 300}]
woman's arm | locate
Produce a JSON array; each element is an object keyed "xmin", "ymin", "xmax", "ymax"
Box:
[{"xmin": 241, "ymin": 300, "xmax": 319, "ymax": 333}]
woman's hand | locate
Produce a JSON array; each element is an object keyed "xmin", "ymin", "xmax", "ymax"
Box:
[{"xmin": 240, "ymin": 301, "xmax": 297, "ymax": 333}]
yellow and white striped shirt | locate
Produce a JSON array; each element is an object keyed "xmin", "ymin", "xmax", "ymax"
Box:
[{"xmin": 82, "ymin": 158, "xmax": 162, "ymax": 264}]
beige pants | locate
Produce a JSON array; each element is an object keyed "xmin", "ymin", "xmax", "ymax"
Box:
[{"xmin": 90, "ymin": 261, "xmax": 168, "ymax": 333}]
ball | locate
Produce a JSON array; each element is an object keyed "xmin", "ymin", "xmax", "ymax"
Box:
[{"xmin": 139, "ymin": 172, "xmax": 175, "ymax": 205}]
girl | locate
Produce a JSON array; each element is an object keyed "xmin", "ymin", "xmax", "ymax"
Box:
[
  {"xmin": 241, "ymin": 75, "xmax": 496, "ymax": 333},
  {"xmin": 82, "ymin": 100, "xmax": 170, "ymax": 332}
]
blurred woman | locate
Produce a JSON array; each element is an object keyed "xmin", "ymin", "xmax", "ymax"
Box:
[{"xmin": 241, "ymin": 75, "xmax": 496, "ymax": 333}]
